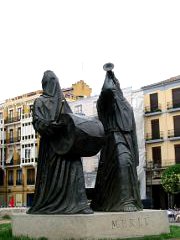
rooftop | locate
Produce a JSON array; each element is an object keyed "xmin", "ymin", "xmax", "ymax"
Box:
[{"xmin": 141, "ymin": 75, "xmax": 180, "ymax": 90}]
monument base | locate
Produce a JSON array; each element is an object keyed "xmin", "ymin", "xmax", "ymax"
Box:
[{"xmin": 12, "ymin": 210, "xmax": 170, "ymax": 240}]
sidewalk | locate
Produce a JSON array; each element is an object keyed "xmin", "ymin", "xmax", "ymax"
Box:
[{"xmin": 170, "ymin": 222, "xmax": 180, "ymax": 227}]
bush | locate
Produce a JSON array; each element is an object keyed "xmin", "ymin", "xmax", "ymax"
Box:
[
  {"xmin": 2, "ymin": 214, "xmax": 11, "ymax": 220},
  {"xmin": 161, "ymin": 164, "xmax": 180, "ymax": 194}
]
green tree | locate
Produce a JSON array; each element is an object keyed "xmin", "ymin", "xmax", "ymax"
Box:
[{"xmin": 161, "ymin": 164, "xmax": 180, "ymax": 208}]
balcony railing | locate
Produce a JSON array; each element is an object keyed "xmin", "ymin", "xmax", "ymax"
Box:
[
  {"xmin": 167, "ymin": 101, "xmax": 180, "ymax": 110},
  {"xmin": 21, "ymin": 158, "xmax": 37, "ymax": 164},
  {"xmin": 144, "ymin": 105, "xmax": 162, "ymax": 114},
  {"xmin": 146, "ymin": 162, "xmax": 162, "ymax": 169},
  {"xmin": 14, "ymin": 158, "xmax": 21, "ymax": 165},
  {"xmin": 145, "ymin": 131, "xmax": 164, "ymax": 141},
  {"xmin": 168, "ymin": 129, "xmax": 180, "ymax": 138},
  {"xmin": 27, "ymin": 179, "xmax": 35, "ymax": 185},
  {"xmin": 21, "ymin": 113, "xmax": 32, "ymax": 119},
  {"xmin": 0, "ymin": 139, "xmax": 6, "ymax": 144},
  {"xmin": 145, "ymin": 160, "xmax": 177, "ymax": 181},
  {"xmin": 8, "ymin": 180, "xmax": 13, "ymax": 186},
  {"xmin": 5, "ymin": 157, "xmax": 20, "ymax": 166},
  {"xmin": 146, "ymin": 160, "xmax": 177, "ymax": 169},
  {"xmin": 4, "ymin": 116, "xmax": 21, "ymax": 124},
  {"xmin": 6, "ymin": 136, "xmax": 21, "ymax": 144},
  {"xmin": 16, "ymin": 180, "xmax": 22, "ymax": 185},
  {"xmin": 146, "ymin": 169, "xmax": 162, "ymax": 179}
]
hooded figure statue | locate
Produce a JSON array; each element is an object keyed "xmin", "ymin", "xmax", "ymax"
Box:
[
  {"xmin": 27, "ymin": 70, "xmax": 93, "ymax": 214},
  {"xmin": 91, "ymin": 63, "xmax": 143, "ymax": 212}
]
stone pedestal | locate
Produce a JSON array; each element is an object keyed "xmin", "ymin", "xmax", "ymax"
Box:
[{"xmin": 12, "ymin": 210, "xmax": 170, "ymax": 240}]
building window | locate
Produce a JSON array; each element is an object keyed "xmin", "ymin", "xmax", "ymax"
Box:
[
  {"xmin": 173, "ymin": 115, "xmax": 180, "ymax": 137},
  {"xmin": 25, "ymin": 148, "xmax": 31, "ymax": 160},
  {"xmin": 9, "ymin": 109, "xmax": 13, "ymax": 120},
  {"xmin": 172, "ymin": 88, "xmax": 180, "ymax": 108},
  {"xmin": 29, "ymin": 105, "xmax": 33, "ymax": 113},
  {"xmin": 150, "ymin": 93, "xmax": 159, "ymax": 112},
  {"xmin": 27, "ymin": 193, "xmax": 34, "ymax": 207},
  {"xmin": 16, "ymin": 169, "xmax": 22, "ymax": 185},
  {"xmin": 17, "ymin": 107, "xmax": 22, "ymax": 120},
  {"xmin": 17, "ymin": 127, "xmax": 21, "ymax": 141},
  {"xmin": 0, "ymin": 169, "xmax": 4, "ymax": 186},
  {"xmin": 175, "ymin": 144, "xmax": 180, "ymax": 164},
  {"xmin": 74, "ymin": 105, "xmax": 82, "ymax": 114},
  {"xmin": 0, "ymin": 112, "xmax": 3, "ymax": 120},
  {"xmin": 16, "ymin": 193, "xmax": 23, "ymax": 207},
  {"xmin": 27, "ymin": 169, "xmax": 35, "ymax": 185},
  {"xmin": 10, "ymin": 129, "xmax": 13, "ymax": 143},
  {"xmin": 152, "ymin": 146, "xmax": 161, "ymax": 167},
  {"xmin": 6, "ymin": 150, "xmax": 14, "ymax": 165},
  {"xmin": 151, "ymin": 119, "xmax": 160, "ymax": 139},
  {"xmin": 8, "ymin": 170, "xmax": 13, "ymax": 186}
]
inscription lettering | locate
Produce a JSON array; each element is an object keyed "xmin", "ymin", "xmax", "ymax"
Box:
[{"xmin": 112, "ymin": 216, "xmax": 150, "ymax": 229}]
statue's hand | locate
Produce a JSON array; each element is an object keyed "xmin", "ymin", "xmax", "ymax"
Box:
[{"xmin": 51, "ymin": 120, "xmax": 66, "ymax": 128}]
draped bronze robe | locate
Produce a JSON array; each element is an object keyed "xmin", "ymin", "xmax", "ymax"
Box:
[
  {"xmin": 27, "ymin": 71, "xmax": 90, "ymax": 214},
  {"xmin": 91, "ymin": 70, "xmax": 142, "ymax": 212}
]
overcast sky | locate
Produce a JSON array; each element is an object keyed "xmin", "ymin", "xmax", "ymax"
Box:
[{"xmin": 0, "ymin": 0, "xmax": 180, "ymax": 101}]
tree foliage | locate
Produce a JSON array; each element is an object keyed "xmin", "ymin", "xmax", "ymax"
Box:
[{"xmin": 161, "ymin": 164, "xmax": 180, "ymax": 194}]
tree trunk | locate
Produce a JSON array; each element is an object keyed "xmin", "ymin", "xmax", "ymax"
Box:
[{"xmin": 168, "ymin": 193, "xmax": 174, "ymax": 209}]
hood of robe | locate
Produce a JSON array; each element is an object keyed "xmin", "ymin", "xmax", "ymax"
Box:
[
  {"xmin": 99, "ymin": 69, "xmax": 133, "ymax": 132},
  {"xmin": 40, "ymin": 70, "xmax": 71, "ymax": 122}
]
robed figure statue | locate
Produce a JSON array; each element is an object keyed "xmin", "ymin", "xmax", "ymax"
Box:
[
  {"xmin": 91, "ymin": 63, "xmax": 143, "ymax": 212},
  {"xmin": 27, "ymin": 70, "xmax": 93, "ymax": 214}
]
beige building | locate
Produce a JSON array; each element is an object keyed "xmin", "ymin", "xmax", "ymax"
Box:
[
  {"xmin": 0, "ymin": 80, "xmax": 91, "ymax": 207},
  {"xmin": 142, "ymin": 76, "xmax": 180, "ymax": 209},
  {"xmin": 63, "ymin": 80, "xmax": 92, "ymax": 100},
  {"xmin": 0, "ymin": 90, "xmax": 41, "ymax": 207}
]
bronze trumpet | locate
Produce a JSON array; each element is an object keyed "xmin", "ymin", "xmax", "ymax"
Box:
[{"xmin": 103, "ymin": 62, "xmax": 114, "ymax": 71}]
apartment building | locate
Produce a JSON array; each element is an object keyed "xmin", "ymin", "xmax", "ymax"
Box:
[
  {"xmin": 0, "ymin": 80, "xmax": 91, "ymax": 207},
  {"xmin": 142, "ymin": 76, "xmax": 180, "ymax": 209},
  {"xmin": 63, "ymin": 80, "xmax": 92, "ymax": 100},
  {"xmin": 0, "ymin": 91, "xmax": 41, "ymax": 207}
]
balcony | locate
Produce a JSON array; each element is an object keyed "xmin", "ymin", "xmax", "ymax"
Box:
[
  {"xmin": 14, "ymin": 157, "xmax": 21, "ymax": 165},
  {"xmin": 168, "ymin": 129, "xmax": 180, "ymax": 141},
  {"xmin": 0, "ymin": 139, "xmax": 6, "ymax": 144},
  {"xmin": 21, "ymin": 112, "xmax": 32, "ymax": 119},
  {"xmin": 167, "ymin": 102, "xmax": 180, "ymax": 112},
  {"xmin": 27, "ymin": 179, "xmax": 35, "ymax": 185},
  {"xmin": 144, "ymin": 105, "xmax": 162, "ymax": 116},
  {"xmin": 5, "ymin": 157, "xmax": 20, "ymax": 166},
  {"xmin": 8, "ymin": 180, "xmax": 13, "ymax": 186},
  {"xmin": 145, "ymin": 131, "xmax": 164, "ymax": 143},
  {"xmin": 4, "ymin": 116, "xmax": 21, "ymax": 124},
  {"xmin": 145, "ymin": 160, "xmax": 176, "ymax": 185},
  {"xmin": 6, "ymin": 136, "xmax": 21, "ymax": 144},
  {"xmin": 16, "ymin": 180, "xmax": 22, "ymax": 185},
  {"xmin": 21, "ymin": 158, "xmax": 37, "ymax": 165},
  {"xmin": 146, "ymin": 160, "xmax": 176, "ymax": 170}
]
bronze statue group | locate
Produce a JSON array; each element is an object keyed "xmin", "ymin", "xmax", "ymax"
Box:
[{"xmin": 27, "ymin": 63, "xmax": 143, "ymax": 215}]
